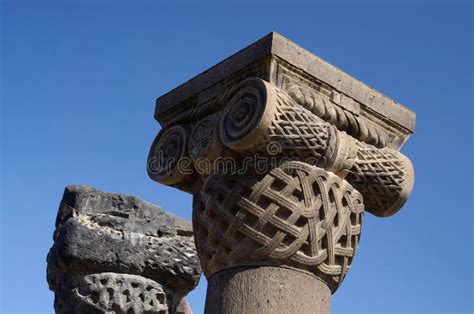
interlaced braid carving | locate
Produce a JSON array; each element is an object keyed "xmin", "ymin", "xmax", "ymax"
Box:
[
  {"xmin": 193, "ymin": 161, "xmax": 364, "ymax": 292},
  {"xmin": 218, "ymin": 79, "xmax": 338, "ymax": 168},
  {"xmin": 347, "ymin": 142, "xmax": 415, "ymax": 217},
  {"xmin": 264, "ymin": 89, "xmax": 337, "ymax": 167},
  {"xmin": 287, "ymin": 84, "xmax": 388, "ymax": 148},
  {"xmin": 216, "ymin": 78, "xmax": 413, "ymax": 216},
  {"xmin": 58, "ymin": 273, "xmax": 169, "ymax": 314}
]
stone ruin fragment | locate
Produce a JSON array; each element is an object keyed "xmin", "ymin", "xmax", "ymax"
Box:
[{"xmin": 47, "ymin": 185, "xmax": 201, "ymax": 314}]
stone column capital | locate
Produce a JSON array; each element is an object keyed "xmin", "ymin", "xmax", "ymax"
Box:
[
  {"xmin": 148, "ymin": 76, "xmax": 414, "ymax": 217},
  {"xmin": 147, "ymin": 32, "xmax": 416, "ymax": 312}
]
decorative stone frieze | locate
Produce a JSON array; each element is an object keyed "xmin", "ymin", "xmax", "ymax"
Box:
[
  {"xmin": 147, "ymin": 32, "xmax": 416, "ymax": 313},
  {"xmin": 52, "ymin": 272, "xmax": 169, "ymax": 313}
]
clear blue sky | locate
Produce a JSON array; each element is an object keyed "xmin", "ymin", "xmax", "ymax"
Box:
[{"xmin": 1, "ymin": 1, "xmax": 472, "ymax": 313}]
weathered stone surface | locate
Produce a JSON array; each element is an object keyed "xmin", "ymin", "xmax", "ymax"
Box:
[
  {"xmin": 52, "ymin": 272, "xmax": 169, "ymax": 313},
  {"xmin": 47, "ymin": 185, "xmax": 201, "ymax": 313},
  {"xmin": 205, "ymin": 266, "xmax": 331, "ymax": 314}
]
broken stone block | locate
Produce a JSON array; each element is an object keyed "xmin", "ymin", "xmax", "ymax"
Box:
[{"xmin": 47, "ymin": 185, "xmax": 200, "ymax": 314}]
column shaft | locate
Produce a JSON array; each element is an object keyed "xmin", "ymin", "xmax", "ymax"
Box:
[{"xmin": 205, "ymin": 266, "xmax": 331, "ymax": 314}]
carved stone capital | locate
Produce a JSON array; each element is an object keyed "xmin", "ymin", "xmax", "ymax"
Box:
[
  {"xmin": 149, "ymin": 78, "xmax": 414, "ymax": 216},
  {"xmin": 147, "ymin": 77, "xmax": 413, "ymax": 291},
  {"xmin": 147, "ymin": 33, "xmax": 415, "ymax": 304},
  {"xmin": 193, "ymin": 161, "xmax": 364, "ymax": 292}
]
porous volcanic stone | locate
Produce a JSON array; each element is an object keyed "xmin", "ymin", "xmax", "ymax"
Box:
[{"xmin": 47, "ymin": 185, "xmax": 200, "ymax": 313}]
